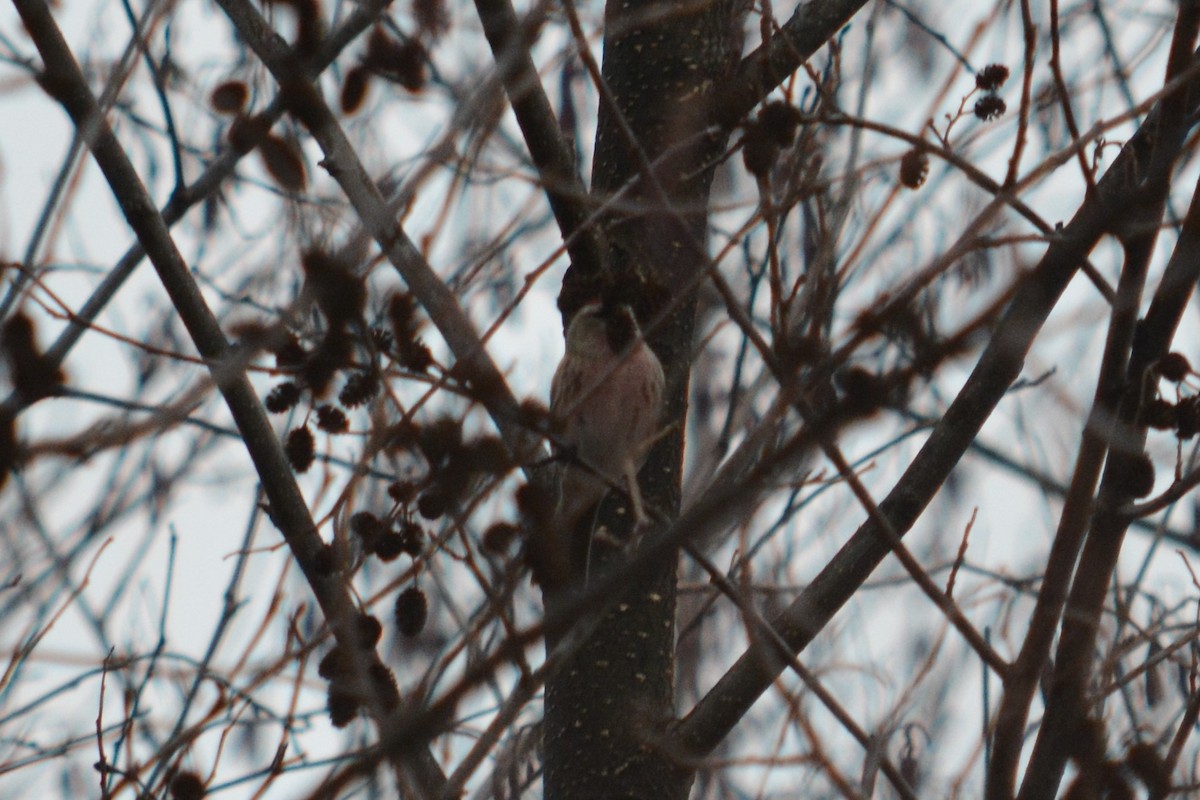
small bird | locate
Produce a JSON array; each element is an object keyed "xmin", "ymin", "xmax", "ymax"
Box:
[{"xmin": 549, "ymin": 301, "xmax": 665, "ymax": 571}]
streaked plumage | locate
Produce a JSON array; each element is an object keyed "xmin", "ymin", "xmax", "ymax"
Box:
[{"xmin": 550, "ymin": 302, "xmax": 665, "ymax": 533}]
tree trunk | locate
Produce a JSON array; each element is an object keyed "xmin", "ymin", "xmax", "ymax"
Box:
[{"xmin": 543, "ymin": 1, "xmax": 745, "ymax": 798}]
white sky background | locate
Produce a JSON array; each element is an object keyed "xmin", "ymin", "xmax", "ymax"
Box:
[{"xmin": 2, "ymin": 0, "xmax": 1199, "ymax": 797}]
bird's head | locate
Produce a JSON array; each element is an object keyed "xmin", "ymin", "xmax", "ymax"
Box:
[{"xmin": 565, "ymin": 301, "xmax": 641, "ymax": 358}]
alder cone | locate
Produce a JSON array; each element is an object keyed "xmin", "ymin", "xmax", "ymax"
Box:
[{"xmin": 394, "ymin": 587, "xmax": 428, "ymax": 637}]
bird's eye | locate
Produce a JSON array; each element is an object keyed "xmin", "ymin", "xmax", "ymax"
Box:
[{"xmin": 604, "ymin": 306, "xmax": 636, "ymax": 352}]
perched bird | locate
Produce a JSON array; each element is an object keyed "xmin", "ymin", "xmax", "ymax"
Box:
[{"xmin": 549, "ymin": 300, "xmax": 665, "ymax": 572}]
